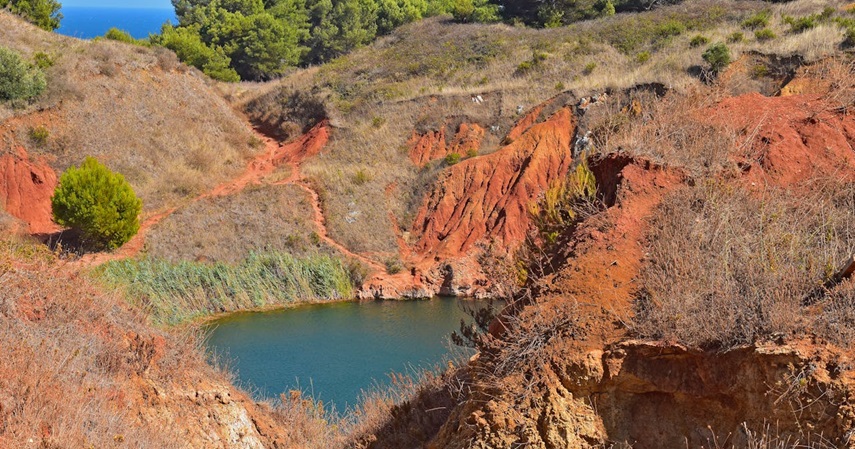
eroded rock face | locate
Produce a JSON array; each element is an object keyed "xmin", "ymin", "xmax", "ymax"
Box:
[
  {"xmin": 412, "ymin": 108, "xmax": 575, "ymax": 259},
  {"xmin": 409, "ymin": 123, "xmax": 485, "ymax": 167},
  {"xmin": 0, "ymin": 148, "xmax": 58, "ymax": 234}
]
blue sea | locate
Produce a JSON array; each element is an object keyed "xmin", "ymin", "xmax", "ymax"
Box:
[{"xmin": 57, "ymin": 6, "xmax": 176, "ymax": 39}]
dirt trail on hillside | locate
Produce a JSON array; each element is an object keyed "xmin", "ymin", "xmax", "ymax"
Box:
[{"xmin": 78, "ymin": 120, "xmax": 379, "ymax": 270}]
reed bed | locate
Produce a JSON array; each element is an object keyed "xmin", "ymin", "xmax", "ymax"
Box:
[{"xmin": 99, "ymin": 251, "xmax": 354, "ymax": 325}]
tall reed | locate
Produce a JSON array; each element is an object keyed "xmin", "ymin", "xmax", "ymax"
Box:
[{"xmin": 99, "ymin": 251, "xmax": 354, "ymax": 325}]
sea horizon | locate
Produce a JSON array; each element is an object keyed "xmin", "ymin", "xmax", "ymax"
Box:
[{"xmin": 57, "ymin": 5, "xmax": 177, "ymax": 39}]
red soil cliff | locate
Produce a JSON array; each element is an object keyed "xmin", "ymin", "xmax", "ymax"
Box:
[
  {"xmin": 411, "ymin": 108, "xmax": 576, "ymax": 259},
  {"xmin": 0, "ymin": 148, "xmax": 58, "ymax": 234}
]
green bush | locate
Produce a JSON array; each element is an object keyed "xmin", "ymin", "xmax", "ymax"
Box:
[
  {"xmin": 784, "ymin": 14, "xmax": 819, "ymax": 33},
  {"xmin": 0, "ymin": 46, "xmax": 46, "ymax": 103},
  {"xmin": 32, "ymin": 51, "xmax": 53, "ymax": 69},
  {"xmin": 689, "ymin": 34, "xmax": 709, "ymax": 48},
  {"xmin": 103, "ymin": 27, "xmax": 145, "ymax": 46},
  {"xmin": 445, "ymin": 152, "xmax": 462, "ymax": 165},
  {"xmin": 635, "ymin": 51, "xmax": 651, "ymax": 63},
  {"xmin": 154, "ymin": 25, "xmax": 240, "ymax": 82},
  {"xmin": 741, "ymin": 10, "xmax": 770, "ymax": 29},
  {"xmin": 754, "ymin": 28, "xmax": 776, "ymax": 41},
  {"xmin": 0, "ymin": 0, "xmax": 62, "ymax": 30},
  {"xmin": 51, "ymin": 157, "xmax": 142, "ymax": 250},
  {"xmin": 29, "ymin": 125, "xmax": 49, "ymax": 144},
  {"xmin": 702, "ymin": 42, "xmax": 731, "ymax": 73},
  {"xmin": 452, "ymin": 0, "xmax": 499, "ymax": 23},
  {"xmin": 727, "ymin": 31, "xmax": 744, "ymax": 43}
]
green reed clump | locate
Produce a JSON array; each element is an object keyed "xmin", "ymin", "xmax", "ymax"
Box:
[{"xmin": 99, "ymin": 251, "xmax": 354, "ymax": 325}]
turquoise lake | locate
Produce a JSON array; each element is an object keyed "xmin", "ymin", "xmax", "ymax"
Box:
[{"xmin": 204, "ymin": 298, "xmax": 486, "ymax": 412}]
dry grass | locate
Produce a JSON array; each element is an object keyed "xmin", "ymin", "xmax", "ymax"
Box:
[
  {"xmin": 0, "ymin": 11, "xmax": 259, "ymax": 213},
  {"xmin": 633, "ymin": 180, "xmax": 855, "ymax": 349},
  {"xmin": 266, "ymin": 0, "xmax": 852, "ymax": 261},
  {"xmin": 0, "ymin": 238, "xmax": 201, "ymax": 447},
  {"xmin": 145, "ymin": 184, "xmax": 324, "ymax": 263},
  {"xmin": 587, "ymin": 87, "xmax": 739, "ymax": 177}
]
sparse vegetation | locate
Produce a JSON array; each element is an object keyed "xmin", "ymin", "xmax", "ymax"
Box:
[
  {"xmin": 754, "ymin": 28, "xmax": 776, "ymax": 41},
  {"xmin": 51, "ymin": 157, "xmax": 142, "ymax": 251},
  {"xmin": 689, "ymin": 34, "xmax": 708, "ymax": 47},
  {"xmin": 29, "ymin": 124, "xmax": 48, "ymax": 144},
  {"xmin": 384, "ymin": 256, "xmax": 404, "ymax": 274},
  {"xmin": 633, "ymin": 181, "xmax": 855, "ymax": 349},
  {"xmin": 445, "ymin": 152, "xmax": 462, "ymax": 165},
  {"xmin": 528, "ymin": 159, "xmax": 600, "ymax": 247},
  {"xmin": 741, "ymin": 10, "xmax": 770, "ymax": 29}
]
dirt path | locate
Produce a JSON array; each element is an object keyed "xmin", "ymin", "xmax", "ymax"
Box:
[
  {"xmin": 292, "ymin": 182, "xmax": 383, "ymax": 270},
  {"xmin": 78, "ymin": 121, "xmax": 381, "ymax": 272}
]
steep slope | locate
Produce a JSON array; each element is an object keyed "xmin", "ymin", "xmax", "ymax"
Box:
[
  {"xmin": 0, "ymin": 11, "xmax": 260, "ymax": 226},
  {"xmin": 420, "ymin": 64, "xmax": 855, "ymax": 448},
  {"xmin": 0, "ymin": 240, "xmax": 292, "ymax": 448}
]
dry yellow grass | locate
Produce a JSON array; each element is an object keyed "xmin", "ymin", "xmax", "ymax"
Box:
[{"xmin": 0, "ymin": 12, "xmax": 260, "ymax": 214}]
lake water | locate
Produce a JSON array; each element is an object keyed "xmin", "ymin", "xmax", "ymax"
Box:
[
  {"xmin": 204, "ymin": 298, "xmax": 486, "ymax": 412},
  {"xmin": 57, "ymin": 6, "xmax": 176, "ymax": 39}
]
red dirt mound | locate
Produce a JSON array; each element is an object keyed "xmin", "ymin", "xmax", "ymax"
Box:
[
  {"xmin": 0, "ymin": 148, "xmax": 58, "ymax": 234},
  {"xmin": 710, "ymin": 93, "xmax": 855, "ymax": 186},
  {"xmin": 411, "ymin": 108, "xmax": 576, "ymax": 259},
  {"xmin": 409, "ymin": 123, "xmax": 485, "ymax": 167}
]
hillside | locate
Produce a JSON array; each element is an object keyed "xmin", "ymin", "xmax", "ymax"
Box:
[{"xmin": 3, "ymin": 0, "xmax": 855, "ymax": 447}]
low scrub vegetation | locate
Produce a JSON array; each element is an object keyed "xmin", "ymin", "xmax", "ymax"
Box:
[
  {"xmin": 633, "ymin": 181, "xmax": 855, "ymax": 349},
  {"xmin": 0, "ymin": 45, "xmax": 46, "ymax": 104},
  {"xmin": 99, "ymin": 251, "xmax": 354, "ymax": 325}
]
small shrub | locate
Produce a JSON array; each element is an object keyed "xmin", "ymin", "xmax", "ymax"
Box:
[
  {"xmin": 741, "ymin": 10, "xmax": 770, "ymax": 29},
  {"xmin": 466, "ymin": 148, "xmax": 478, "ymax": 158},
  {"xmin": 554, "ymin": 81, "xmax": 565, "ymax": 91},
  {"xmin": 371, "ymin": 116, "xmax": 385, "ymax": 128},
  {"xmin": 583, "ymin": 62, "xmax": 597, "ymax": 75},
  {"xmin": 353, "ymin": 169, "xmax": 372, "ymax": 185},
  {"xmin": 0, "ymin": 46, "xmax": 46, "ymax": 103},
  {"xmin": 32, "ymin": 51, "xmax": 54, "ymax": 69},
  {"xmin": 727, "ymin": 32, "xmax": 744, "ymax": 43},
  {"xmin": 529, "ymin": 159, "xmax": 600, "ymax": 247},
  {"xmin": 754, "ymin": 28, "xmax": 777, "ymax": 41},
  {"xmin": 702, "ymin": 42, "xmax": 731, "ymax": 73},
  {"xmin": 445, "ymin": 152, "xmax": 461, "ymax": 165},
  {"xmin": 103, "ymin": 28, "xmax": 144, "ymax": 46},
  {"xmin": 29, "ymin": 125, "xmax": 49, "ymax": 145},
  {"xmin": 655, "ymin": 20, "xmax": 687, "ymax": 38},
  {"xmin": 636, "ymin": 51, "xmax": 651, "ymax": 63},
  {"xmin": 784, "ymin": 14, "xmax": 819, "ymax": 33},
  {"xmin": 751, "ymin": 64, "xmax": 769, "ymax": 78},
  {"xmin": 384, "ymin": 257, "xmax": 403, "ymax": 274},
  {"xmin": 51, "ymin": 157, "xmax": 142, "ymax": 250},
  {"xmin": 689, "ymin": 35, "xmax": 709, "ymax": 48}
]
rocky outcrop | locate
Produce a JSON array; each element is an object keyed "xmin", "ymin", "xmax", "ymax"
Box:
[
  {"xmin": 411, "ymin": 108, "xmax": 575, "ymax": 259},
  {"xmin": 0, "ymin": 148, "xmax": 58, "ymax": 234},
  {"xmin": 409, "ymin": 123, "xmax": 485, "ymax": 167}
]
